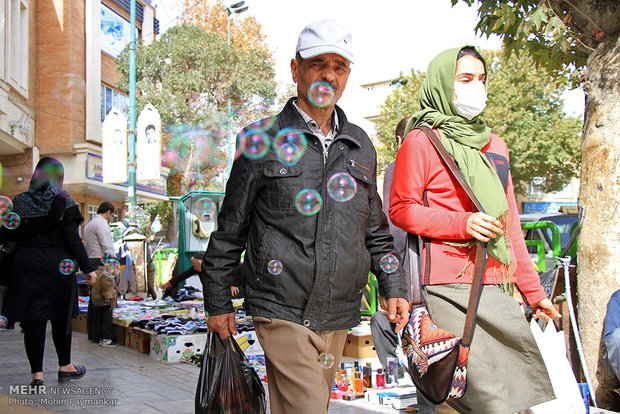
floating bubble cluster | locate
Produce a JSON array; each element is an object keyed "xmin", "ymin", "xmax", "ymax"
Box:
[
  {"xmin": 380, "ymin": 254, "xmax": 399, "ymax": 274},
  {"xmin": 3, "ymin": 212, "xmax": 20, "ymax": 229},
  {"xmin": 59, "ymin": 259, "xmax": 75, "ymax": 275},
  {"xmin": 161, "ymin": 122, "xmax": 227, "ymax": 191},
  {"xmin": 327, "ymin": 173, "xmax": 357, "ymax": 202},
  {"xmin": 295, "ymin": 189, "xmax": 322, "ymax": 216},
  {"xmin": 274, "ymin": 128, "xmax": 306, "ymax": 166},
  {"xmin": 267, "ymin": 259, "xmax": 283, "ymax": 276},
  {"xmin": 0, "ymin": 196, "xmax": 13, "ymax": 218},
  {"xmin": 317, "ymin": 352, "xmax": 335, "ymax": 369},
  {"xmin": 308, "ymin": 81, "xmax": 335, "ymax": 108},
  {"xmin": 0, "ymin": 316, "xmax": 6, "ymax": 330},
  {"xmin": 103, "ymin": 259, "xmax": 121, "ymax": 278},
  {"xmin": 53, "ymin": 74, "xmax": 86, "ymax": 106}
]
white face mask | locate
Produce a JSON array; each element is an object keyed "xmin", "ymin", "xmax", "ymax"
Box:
[{"xmin": 453, "ymin": 80, "xmax": 487, "ymax": 120}]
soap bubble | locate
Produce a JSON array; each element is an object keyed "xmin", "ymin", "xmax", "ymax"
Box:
[
  {"xmin": 308, "ymin": 81, "xmax": 335, "ymax": 108},
  {"xmin": 267, "ymin": 259, "xmax": 283, "ymax": 276},
  {"xmin": 317, "ymin": 352, "xmax": 335, "ymax": 369},
  {"xmin": 3, "ymin": 212, "xmax": 20, "ymax": 229},
  {"xmin": 337, "ymin": 379, "xmax": 349, "ymax": 391},
  {"xmin": 380, "ymin": 254, "xmax": 399, "ymax": 273},
  {"xmin": 103, "ymin": 259, "xmax": 121, "ymax": 278},
  {"xmin": 274, "ymin": 128, "xmax": 306, "ymax": 166},
  {"xmin": 241, "ymin": 129, "xmax": 270, "ymax": 160},
  {"xmin": 0, "ymin": 316, "xmax": 6, "ymax": 329},
  {"xmin": 247, "ymin": 115, "xmax": 277, "ymax": 132},
  {"xmin": 0, "ymin": 196, "xmax": 12, "ymax": 218},
  {"xmin": 163, "ymin": 123, "xmax": 224, "ymax": 172},
  {"xmin": 243, "ymin": 355, "xmax": 254, "ymax": 368},
  {"xmin": 53, "ymin": 74, "xmax": 85, "ymax": 106},
  {"xmin": 101, "ymin": 250, "xmax": 116, "ymax": 265},
  {"xmin": 295, "ymin": 189, "xmax": 322, "ymax": 216},
  {"xmin": 327, "ymin": 173, "xmax": 357, "ymax": 202},
  {"xmin": 192, "ymin": 197, "xmax": 216, "ymax": 221},
  {"xmin": 59, "ymin": 259, "xmax": 75, "ymax": 275}
]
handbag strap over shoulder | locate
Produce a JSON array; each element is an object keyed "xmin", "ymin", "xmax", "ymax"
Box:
[{"xmin": 408, "ymin": 126, "xmax": 488, "ymax": 346}]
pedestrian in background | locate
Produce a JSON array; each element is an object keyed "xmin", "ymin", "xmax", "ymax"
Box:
[
  {"xmin": 84, "ymin": 201, "xmax": 117, "ymax": 347},
  {"xmin": 389, "ymin": 46, "xmax": 559, "ymax": 413},
  {"xmin": 1, "ymin": 157, "xmax": 97, "ymax": 387},
  {"xmin": 202, "ymin": 19, "xmax": 409, "ymax": 414}
]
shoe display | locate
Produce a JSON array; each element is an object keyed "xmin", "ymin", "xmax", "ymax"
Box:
[
  {"xmin": 58, "ymin": 365, "xmax": 86, "ymax": 383},
  {"xmin": 99, "ymin": 339, "xmax": 117, "ymax": 347}
]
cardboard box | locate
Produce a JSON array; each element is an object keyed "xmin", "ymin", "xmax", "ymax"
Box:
[
  {"xmin": 343, "ymin": 333, "xmax": 376, "ymax": 358},
  {"xmin": 71, "ymin": 314, "xmax": 88, "ymax": 334},
  {"xmin": 112, "ymin": 323, "xmax": 127, "ymax": 345},
  {"xmin": 126, "ymin": 327, "xmax": 153, "ymax": 353},
  {"xmin": 150, "ymin": 333, "xmax": 208, "ymax": 363},
  {"xmin": 233, "ymin": 330, "xmax": 263, "ymax": 354}
]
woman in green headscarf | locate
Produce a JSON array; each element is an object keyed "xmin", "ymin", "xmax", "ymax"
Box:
[{"xmin": 390, "ymin": 47, "xmax": 559, "ymax": 413}]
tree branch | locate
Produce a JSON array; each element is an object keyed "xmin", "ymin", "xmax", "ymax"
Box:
[{"xmin": 560, "ymin": 0, "xmax": 604, "ymax": 33}]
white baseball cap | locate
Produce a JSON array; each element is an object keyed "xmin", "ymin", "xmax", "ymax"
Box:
[{"xmin": 296, "ymin": 19, "xmax": 354, "ymax": 63}]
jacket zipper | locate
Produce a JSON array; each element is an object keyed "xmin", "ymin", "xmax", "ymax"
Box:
[{"xmin": 346, "ymin": 159, "xmax": 371, "ymax": 175}]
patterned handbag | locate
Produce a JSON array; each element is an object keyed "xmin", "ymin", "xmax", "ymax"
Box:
[{"xmin": 400, "ymin": 126, "xmax": 488, "ymax": 404}]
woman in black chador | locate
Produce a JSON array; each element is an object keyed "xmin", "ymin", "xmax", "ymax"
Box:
[{"xmin": 2, "ymin": 157, "xmax": 97, "ymax": 387}]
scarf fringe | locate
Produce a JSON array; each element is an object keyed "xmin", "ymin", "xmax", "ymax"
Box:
[{"xmin": 443, "ymin": 210, "xmax": 514, "ymax": 292}]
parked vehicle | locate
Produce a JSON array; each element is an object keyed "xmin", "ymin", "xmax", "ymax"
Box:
[{"xmin": 520, "ymin": 213, "xmax": 579, "ymax": 272}]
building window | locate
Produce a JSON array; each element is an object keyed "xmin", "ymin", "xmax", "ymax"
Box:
[
  {"xmin": 88, "ymin": 205, "xmax": 98, "ymax": 222},
  {"xmin": 8, "ymin": 0, "xmax": 28, "ymax": 95},
  {"xmin": 101, "ymin": 84, "xmax": 129, "ymax": 122}
]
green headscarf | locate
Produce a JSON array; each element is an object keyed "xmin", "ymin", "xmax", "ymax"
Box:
[{"xmin": 406, "ymin": 46, "xmax": 511, "ymax": 267}]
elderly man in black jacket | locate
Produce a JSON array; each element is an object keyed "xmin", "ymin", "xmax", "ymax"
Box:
[{"xmin": 201, "ymin": 19, "xmax": 409, "ymax": 414}]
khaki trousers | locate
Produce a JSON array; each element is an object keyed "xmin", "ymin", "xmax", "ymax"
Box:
[{"xmin": 253, "ymin": 316, "xmax": 348, "ymax": 414}]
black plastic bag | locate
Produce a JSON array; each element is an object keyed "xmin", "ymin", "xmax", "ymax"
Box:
[{"xmin": 195, "ymin": 332, "xmax": 265, "ymax": 414}]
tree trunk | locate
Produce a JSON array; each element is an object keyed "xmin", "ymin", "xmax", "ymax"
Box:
[{"xmin": 578, "ymin": 32, "xmax": 620, "ymax": 410}]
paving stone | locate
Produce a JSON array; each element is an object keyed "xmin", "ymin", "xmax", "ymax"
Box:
[{"xmin": 1, "ymin": 321, "xmax": 417, "ymax": 413}]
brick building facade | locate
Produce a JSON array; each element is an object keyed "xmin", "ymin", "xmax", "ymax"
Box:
[{"xmin": 0, "ymin": 0, "xmax": 165, "ymax": 228}]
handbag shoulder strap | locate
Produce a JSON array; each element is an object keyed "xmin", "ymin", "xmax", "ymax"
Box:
[{"xmin": 410, "ymin": 126, "xmax": 488, "ymax": 345}]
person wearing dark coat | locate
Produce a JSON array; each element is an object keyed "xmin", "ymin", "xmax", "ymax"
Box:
[{"xmin": 0, "ymin": 157, "xmax": 97, "ymax": 387}]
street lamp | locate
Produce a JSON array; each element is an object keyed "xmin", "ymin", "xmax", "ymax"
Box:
[
  {"xmin": 390, "ymin": 77, "xmax": 408, "ymax": 119},
  {"xmin": 225, "ymin": 1, "xmax": 249, "ymax": 186}
]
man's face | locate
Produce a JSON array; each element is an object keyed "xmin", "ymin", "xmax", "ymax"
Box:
[
  {"xmin": 291, "ymin": 53, "xmax": 350, "ymax": 110},
  {"xmin": 104, "ymin": 210, "xmax": 114, "ymax": 222}
]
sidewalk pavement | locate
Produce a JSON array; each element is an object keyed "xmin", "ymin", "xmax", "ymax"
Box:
[{"xmin": 0, "ymin": 325, "xmax": 399, "ymax": 414}]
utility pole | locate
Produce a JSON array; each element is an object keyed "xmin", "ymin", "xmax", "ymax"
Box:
[{"xmin": 128, "ymin": 0, "xmax": 137, "ymax": 208}]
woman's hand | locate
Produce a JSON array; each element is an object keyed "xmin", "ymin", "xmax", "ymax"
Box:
[
  {"xmin": 466, "ymin": 212, "xmax": 504, "ymax": 242},
  {"xmin": 159, "ymin": 282, "xmax": 171, "ymax": 289},
  {"xmin": 531, "ymin": 298, "xmax": 561, "ymax": 322},
  {"xmin": 230, "ymin": 286, "xmax": 239, "ymax": 296},
  {"xmin": 86, "ymin": 272, "xmax": 97, "ymax": 286}
]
